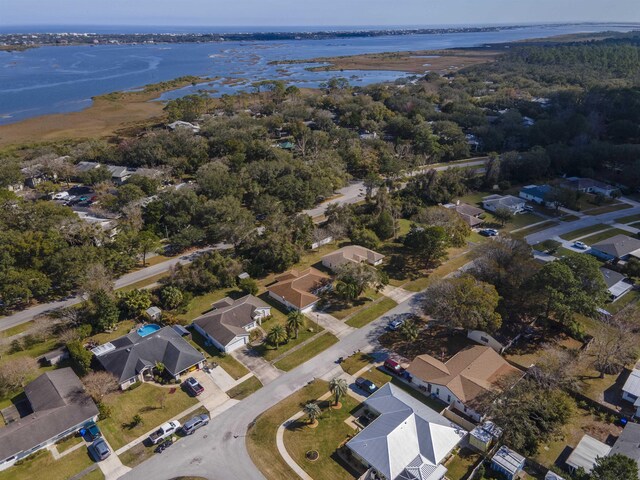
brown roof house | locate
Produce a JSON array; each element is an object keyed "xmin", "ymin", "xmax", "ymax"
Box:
[
  {"xmin": 445, "ymin": 202, "xmax": 485, "ymax": 227},
  {"xmin": 191, "ymin": 295, "xmax": 271, "ymax": 353},
  {"xmin": 267, "ymin": 267, "xmax": 330, "ymax": 312},
  {"xmin": 407, "ymin": 346, "xmax": 522, "ymax": 421},
  {"xmin": 0, "ymin": 368, "xmax": 98, "ymax": 470},
  {"xmin": 321, "ymin": 245, "xmax": 385, "ymax": 272}
]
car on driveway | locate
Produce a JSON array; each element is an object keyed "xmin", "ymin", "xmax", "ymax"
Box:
[
  {"xmin": 149, "ymin": 420, "xmax": 181, "ymax": 445},
  {"xmin": 355, "ymin": 377, "xmax": 378, "ymax": 396},
  {"xmin": 573, "ymin": 241, "xmax": 588, "ymax": 250},
  {"xmin": 183, "ymin": 377, "xmax": 204, "ymax": 396},
  {"xmin": 80, "ymin": 421, "xmax": 102, "ymax": 441},
  {"xmin": 384, "ymin": 358, "xmax": 405, "ymax": 375},
  {"xmin": 89, "ymin": 438, "xmax": 111, "ymax": 461},
  {"xmin": 479, "ymin": 229, "xmax": 499, "ymax": 237}
]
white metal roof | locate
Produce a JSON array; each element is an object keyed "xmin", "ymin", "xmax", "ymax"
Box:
[
  {"xmin": 491, "ymin": 445, "xmax": 525, "ymax": 475},
  {"xmin": 566, "ymin": 435, "xmax": 611, "ymax": 473},
  {"xmin": 623, "ymin": 368, "xmax": 640, "ymax": 398}
]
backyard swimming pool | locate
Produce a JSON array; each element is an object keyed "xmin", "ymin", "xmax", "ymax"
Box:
[{"xmin": 137, "ymin": 324, "xmax": 161, "ymax": 337}]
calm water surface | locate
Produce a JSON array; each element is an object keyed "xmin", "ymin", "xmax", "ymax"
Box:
[{"xmin": 0, "ymin": 24, "xmax": 636, "ymax": 124}]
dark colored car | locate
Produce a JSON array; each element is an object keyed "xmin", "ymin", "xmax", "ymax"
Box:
[
  {"xmin": 183, "ymin": 377, "xmax": 204, "ymax": 396},
  {"xmin": 355, "ymin": 377, "xmax": 377, "ymax": 396},
  {"xmin": 479, "ymin": 229, "xmax": 499, "ymax": 237},
  {"xmin": 80, "ymin": 421, "xmax": 102, "ymax": 441},
  {"xmin": 89, "ymin": 438, "xmax": 111, "ymax": 461}
]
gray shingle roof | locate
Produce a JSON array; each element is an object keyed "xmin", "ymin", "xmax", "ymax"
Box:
[
  {"xmin": 94, "ymin": 326, "xmax": 204, "ymax": 384},
  {"xmin": 0, "ymin": 368, "xmax": 98, "ymax": 462},
  {"xmin": 592, "ymin": 234, "xmax": 640, "ymax": 258},
  {"xmin": 192, "ymin": 295, "xmax": 270, "ymax": 346},
  {"xmin": 610, "ymin": 422, "xmax": 640, "ymax": 466}
]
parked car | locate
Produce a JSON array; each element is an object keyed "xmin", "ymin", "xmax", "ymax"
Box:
[
  {"xmin": 479, "ymin": 229, "xmax": 499, "ymax": 237},
  {"xmin": 522, "ymin": 205, "xmax": 534, "ymax": 212},
  {"xmin": 182, "ymin": 414, "xmax": 210, "ymax": 435},
  {"xmin": 355, "ymin": 377, "xmax": 377, "ymax": 396},
  {"xmin": 573, "ymin": 241, "xmax": 588, "ymax": 250},
  {"xmin": 183, "ymin": 377, "xmax": 204, "ymax": 396},
  {"xmin": 387, "ymin": 317, "xmax": 405, "ymax": 331},
  {"xmin": 384, "ymin": 358, "xmax": 404, "ymax": 375},
  {"xmin": 89, "ymin": 438, "xmax": 111, "ymax": 461},
  {"xmin": 80, "ymin": 421, "xmax": 102, "ymax": 441},
  {"xmin": 149, "ymin": 420, "xmax": 181, "ymax": 445}
]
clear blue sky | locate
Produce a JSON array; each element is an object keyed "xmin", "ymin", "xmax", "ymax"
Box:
[{"xmin": 1, "ymin": 0, "xmax": 639, "ymax": 27}]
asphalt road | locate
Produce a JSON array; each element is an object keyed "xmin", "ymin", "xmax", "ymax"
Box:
[
  {"xmin": 0, "ymin": 246, "xmax": 220, "ymax": 332},
  {"xmin": 121, "ymin": 291, "xmax": 424, "ymax": 480}
]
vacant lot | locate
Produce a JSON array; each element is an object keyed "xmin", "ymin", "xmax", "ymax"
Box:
[{"xmin": 98, "ymin": 383, "xmax": 198, "ymax": 450}]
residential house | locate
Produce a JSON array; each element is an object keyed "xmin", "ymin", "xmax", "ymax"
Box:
[
  {"xmin": 266, "ymin": 267, "xmax": 330, "ymax": 312},
  {"xmin": 562, "ymin": 177, "xmax": 619, "ymax": 198},
  {"xmin": 600, "ymin": 267, "xmax": 634, "ymax": 301},
  {"xmin": 609, "ymin": 422, "xmax": 640, "ymax": 470},
  {"xmin": 407, "ymin": 346, "xmax": 522, "ymax": 421},
  {"xmin": 346, "ymin": 383, "xmax": 465, "ymax": 480},
  {"xmin": 192, "ymin": 295, "xmax": 271, "ymax": 353},
  {"xmin": 321, "ymin": 245, "xmax": 384, "ymax": 272},
  {"xmin": 444, "ymin": 202, "xmax": 485, "ymax": 228},
  {"xmin": 490, "ymin": 445, "xmax": 525, "ymax": 480},
  {"xmin": 481, "ymin": 194, "xmax": 525, "ymax": 214},
  {"xmin": 92, "ymin": 326, "xmax": 205, "ymax": 389},
  {"xmin": 74, "ymin": 161, "xmax": 101, "ymax": 174},
  {"xmin": 0, "ymin": 369, "xmax": 98, "ymax": 471},
  {"xmin": 621, "ymin": 363, "xmax": 640, "ymax": 417},
  {"xmin": 589, "ymin": 234, "xmax": 640, "ymax": 262},
  {"xmin": 519, "ymin": 184, "xmax": 556, "ymax": 208},
  {"xmin": 105, "ymin": 165, "xmax": 134, "ymax": 184},
  {"xmin": 566, "ymin": 434, "xmax": 611, "ymax": 474}
]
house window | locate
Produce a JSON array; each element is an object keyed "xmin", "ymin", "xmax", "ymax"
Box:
[
  {"xmin": 447, "ymin": 395, "xmax": 451, "ymax": 402},
  {"xmin": 480, "ymin": 336, "xmax": 489, "ymax": 343},
  {"xmin": 463, "ymin": 406, "xmax": 467, "ymax": 413},
  {"xmin": 436, "ymin": 388, "xmax": 440, "ymax": 395}
]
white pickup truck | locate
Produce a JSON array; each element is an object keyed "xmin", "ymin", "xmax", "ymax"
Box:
[{"xmin": 149, "ymin": 420, "xmax": 181, "ymax": 445}]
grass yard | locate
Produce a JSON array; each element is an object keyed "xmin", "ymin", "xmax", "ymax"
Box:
[
  {"xmin": 87, "ymin": 320, "xmax": 136, "ymax": 345},
  {"xmin": 345, "ymin": 297, "xmax": 398, "ymax": 328},
  {"xmin": 177, "ymin": 288, "xmax": 238, "ymax": 322},
  {"xmin": 582, "ymin": 203, "xmax": 633, "ymax": 216},
  {"xmin": 0, "ymin": 448, "xmax": 95, "ymax": 480},
  {"xmin": 0, "ymin": 321, "xmax": 33, "ymax": 338},
  {"xmin": 616, "ymin": 213, "xmax": 640, "ymax": 224},
  {"xmin": 444, "ymin": 448, "xmax": 482, "ymax": 480},
  {"xmin": 254, "ymin": 310, "xmax": 324, "ymax": 362},
  {"xmin": 340, "ymin": 353, "xmax": 375, "ymax": 376},
  {"xmin": 559, "ymin": 224, "xmax": 609, "ymax": 241},
  {"xmin": 247, "ymin": 379, "xmax": 330, "ymax": 479},
  {"xmin": 227, "ymin": 376, "xmax": 263, "ymax": 400},
  {"xmin": 274, "ymin": 333, "xmax": 339, "ymax": 372},
  {"xmin": 560, "ymin": 214, "xmax": 581, "ymax": 222},
  {"xmin": 510, "ymin": 220, "xmax": 557, "ymax": 239},
  {"xmin": 403, "ymin": 250, "xmax": 474, "ymax": 292},
  {"xmin": 324, "ymin": 289, "xmax": 383, "ymax": 320},
  {"xmin": 55, "ymin": 433, "xmax": 84, "ymax": 453},
  {"xmin": 283, "ymin": 393, "xmax": 362, "ymax": 480},
  {"xmin": 98, "ymin": 383, "xmax": 198, "ymax": 450},
  {"xmin": 506, "ymin": 213, "xmax": 545, "ymax": 231},
  {"xmin": 189, "ymin": 330, "xmax": 249, "ymax": 379},
  {"xmin": 82, "ymin": 469, "xmax": 105, "ymax": 480},
  {"xmin": 630, "ymin": 221, "xmax": 640, "ymax": 229},
  {"xmin": 578, "ymin": 228, "xmax": 631, "ymax": 245},
  {"xmin": 117, "ymin": 272, "xmax": 170, "ymax": 292}
]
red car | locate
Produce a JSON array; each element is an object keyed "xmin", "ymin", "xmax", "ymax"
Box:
[
  {"xmin": 183, "ymin": 377, "xmax": 204, "ymax": 396},
  {"xmin": 384, "ymin": 358, "xmax": 404, "ymax": 375}
]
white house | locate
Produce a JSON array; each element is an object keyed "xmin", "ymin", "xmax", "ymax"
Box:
[
  {"xmin": 407, "ymin": 346, "xmax": 522, "ymax": 421},
  {"xmin": 562, "ymin": 177, "xmax": 619, "ymax": 198},
  {"xmin": 566, "ymin": 435, "xmax": 611, "ymax": 474},
  {"xmin": 481, "ymin": 194, "xmax": 526, "ymax": 214},
  {"xmin": 467, "ymin": 329, "xmax": 520, "ymax": 354},
  {"xmin": 167, "ymin": 120, "xmax": 201, "ymax": 133},
  {"xmin": 191, "ymin": 295, "xmax": 271, "ymax": 353},
  {"xmin": 321, "ymin": 245, "xmax": 384, "ymax": 272},
  {"xmin": 622, "ymin": 363, "xmax": 640, "ymax": 417},
  {"xmin": 600, "ymin": 267, "xmax": 634, "ymax": 302}
]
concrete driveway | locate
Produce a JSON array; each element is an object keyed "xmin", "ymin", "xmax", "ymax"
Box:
[
  {"xmin": 95, "ymin": 437, "xmax": 131, "ymax": 480},
  {"xmin": 189, "ymin": 370, "xmax": 230, "ymax": 411}
]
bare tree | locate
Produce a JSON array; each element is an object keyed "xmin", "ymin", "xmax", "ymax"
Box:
[
  {"xmin": 528, "ymin": 344, "xmax": 581, "ymax": 390},
  {"xmin": 0, "ymin": 357, "xmax": 38, "ymax": 397},
  {"xmin": 592, "ymin": 322, "xmax": 638, "ymax": 377},
  {"xmin": 82, "ymin": 371, "xmax": 119, "ymax": 402},
  {"xmin": 82, "ymin": 263, "xmax": 114, "ymax": 296}
]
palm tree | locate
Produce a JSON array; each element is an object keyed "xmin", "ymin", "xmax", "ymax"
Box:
[
  {"xmin": 401, "ymin": 320, "xmax": 420, "ymax": 342},
  {"xmin": 303, "ymin": 402, "xmax": 321, "ymax": 425},
  {"xmin": 335, "ymin": 280, "xmax": 359, "ymax": 301},
  {"xmin": 286, "ymin": 311, "xmax": 305, "ymax": 340},
  {"xmin": 267, "ymin": 324, "xmax": 288, "ymax": 349},
  {"xmin": 329, "ymin": 377, "xmax": 348, "ymax": 408}
]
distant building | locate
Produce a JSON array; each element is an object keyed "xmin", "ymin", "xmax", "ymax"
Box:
[
  {"xmin": 482, "ymin": 194, "xmax": 525, "ymax": 214},
  {"xmin": 0, "ymin": 369, "xmax": 98, "ymax": 471},
  {"xmin": 105, "ymin": 165, "xmax": 134, "ymax": 184},
  {"xmin": 167, "ymin": 120, "xmax": 200, "ymax": 133},
  {"xmin": 562, "ymin": 177, "xmax": 619, "ymax": 198},
  {"xmin": 519, "ymin": 184, "xmax": 555, "ymax": 208},
  {"xmin": 444, "ymin": 202, "xmax": 485, "ymax": 227}
]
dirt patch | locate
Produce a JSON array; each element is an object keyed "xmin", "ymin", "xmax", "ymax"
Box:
[{"xmin": 379, "ymin": 325, "xmax": 476, "ymax": 362}]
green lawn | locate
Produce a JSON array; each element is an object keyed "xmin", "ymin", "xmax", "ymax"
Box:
[
  {"xmin": 510, "ymin": 220, "xmax": 557, "ymax": 239},
  {"xmin": 188, "ymin": 330, "xmax": 250, "ymax": 379},
  {"xmin": 283, "ymin": 393, "xmax": 362, "ymax": 480},
  {"xmin": 0, "ymin": 321, "xmax": 33, "ymax": 338},
  {"xmin": 559, "ymin": 224, "xmax": 609, "ymax": 241},
  {"xmin": 403, "ymin": 250, "xmax": 474, "ymax": 292},
  {"xmin": 345, "ymin": 297, "xmax": 398, "ymax": 328},
  {"xmin": 617, "ymin": 213, "xmax": 640, "ymax": 224},
  {"xmin": 55, "ymin": 433, "xmax": 84, "ymax": 453},
  {"xmin": 397, "ymin": 218, "xmax": 413, "ymax": 237},
  {"xmin": 444, "ymin": 448, "xmax": 482, "ymax": 480},
  {"xmin": 582, "ymin": 203, "xmax": 633, "ymax": 216},
  {"xmin": 578, "ymin": 228, "xmax": 632, "ymax": 245},
  {"xmin": 227, "ymin": 376, "xmax": 263, "ymax": 400},
  {"xmin": 324, "ymin": 289, "xmax": 382, "ymax": 320},
  {"xmin": 177, "ymin": 288, "xmax": 238, "ymax": 322},
  {"xmin": 117, "ymin": 272, "xmax": 170, "ymax": 292},
  {"xmin": 605, "ymin": 289, "xmax": 640, "ymax": 315},
  {"xmin": 98, "ymin": 383, "xmax": 198, "ymax": 450},
  {"xmin": 87, "ymin": 320, "xmax": 136, "ymax": 345},
  {"xmin": 630, "ymin": 221, "xmax": 640, "ymax": 229},
  {"xmin": 247, "ymin": 380, "xmax": 330, "ymax": 479},
  {"xmin": 255, "ymin": 311, "xmax": 324, "ymax": 362},
  {"xmin": 0, "ymin": 448, "xmax": 95, "ymax": 480},
  {"xmin": 340, "ymin": 352, "xmax": 375, "ymax": 375},
  {"xmin": 274, "ymin": 333, "xmax": 339, "ymax": 372},
  {"xmin": 505, "ymin": 213, "xmax": 544, "ymax": 231}
]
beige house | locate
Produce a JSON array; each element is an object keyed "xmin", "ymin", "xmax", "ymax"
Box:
[
  {"xmin": 266, "ymin": 267, "xmax": 330, "ymax": 312},
  {"xmin": 407, "ymin": 346, "xmax": 522, "ymax": 421},
  {"xmin": 321, "ymin": 245, "xmax": 384, "ymax": 272}
]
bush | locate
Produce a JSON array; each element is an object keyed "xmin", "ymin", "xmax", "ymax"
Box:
[
  {"xmin": 129, "ymin": 381, "xmax": 142, "ymax": 390},
  {"xmin": 76, "ymin": 324, "xmax": 93, "ymax": 339},
  {"xmin": 97, "ymin": 401, "xmax": 112, "ymax": 420},
  {"xmin": 67, "ymin": 340, "xmax": 93, "ymax": 375},
  {"xmin": 238, "ymin": 277, "xmax": 259, "ymax": 296},
  {"xmin": 9, "ymin": 339, "xmax": 24, "ymax": 353}
]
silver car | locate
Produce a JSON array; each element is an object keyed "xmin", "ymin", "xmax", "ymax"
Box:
[{"xmin": 182, "ymin": 414, "xmax": 210, "ymax": 435}]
